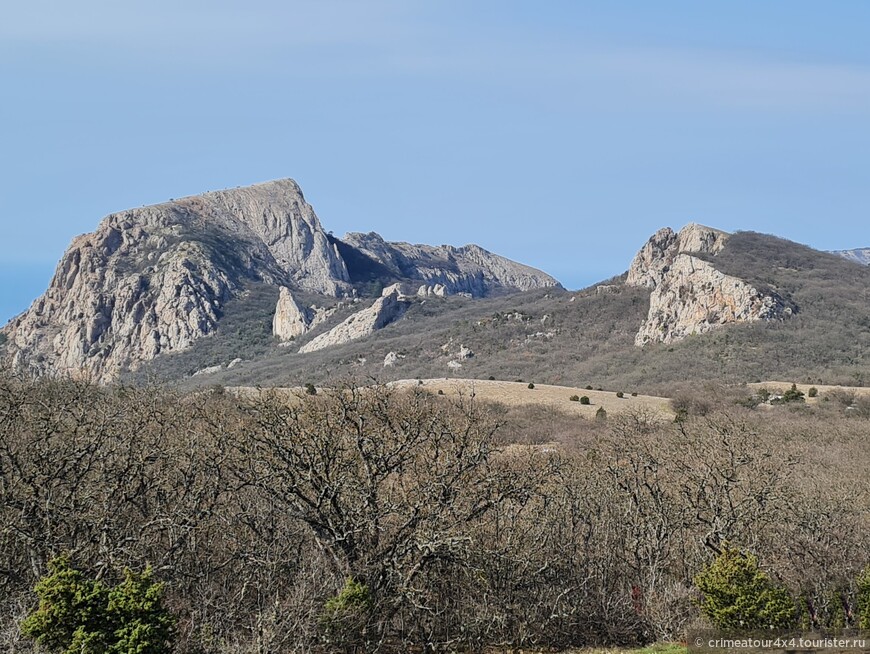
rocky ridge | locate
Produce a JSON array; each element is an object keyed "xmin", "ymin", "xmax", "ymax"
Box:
[
  {"xmin": 340, "ymin": 232, "xmax": 560, "ymax": 298},
  {"xmin": 3, "ymin": 179, "xmax": 348, "ymax": 382},
  {"xmin": 2, "ymin": 179, "xmax": 558, "ymax": 382},
  {"xmin": 833, "ymin": 248, "xmax": 870, "ymax": 266},
  {"xmin": 627, "ymin": 223, "xmax": 791, "ymax": 345},
  {"xmin": 298, "ymin": 288, "xmax": 410, "ymax": 354}
]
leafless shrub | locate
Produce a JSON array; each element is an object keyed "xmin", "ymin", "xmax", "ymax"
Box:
[{"xmin": 1, "ymin": 372, "xmax": 868, "ymax": 651}]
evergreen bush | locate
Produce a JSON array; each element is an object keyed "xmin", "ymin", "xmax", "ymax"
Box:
[
  {"xmin": 320, "ymin": 578, "xmax": 372, "ymax": 649},
  {"xmin": 21, "ymin": 556, "xmax": 174, "ymax": 654},
  {"xmin": 694, "ymin": 545, "xmax": 796, "ymax": 631}
]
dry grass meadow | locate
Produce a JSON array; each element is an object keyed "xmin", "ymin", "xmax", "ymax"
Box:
[
  {"xmin": 233, "ymin": 378, "xmax": 675, "ymax": 419},
  {"xmin": 389, "ymin": 378, "xmax": 673, "ymax": 418}
]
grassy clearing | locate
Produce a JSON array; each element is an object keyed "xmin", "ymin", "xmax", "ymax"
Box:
[
  {"xmin": 226, "ymin": 378, "xmax": 675, "ymax": 421},
  {"xmin": 390, "ymin": 378, "xmax": 674, "ymax": 419}
]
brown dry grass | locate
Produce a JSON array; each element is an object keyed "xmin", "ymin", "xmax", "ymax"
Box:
[
  {"xmin": 226, "ymin": 378, "xmax": 675, "ymax": 420},
  {"xmin": 389, "ymin": 378, "xmax": 675, "ymax": 419}
]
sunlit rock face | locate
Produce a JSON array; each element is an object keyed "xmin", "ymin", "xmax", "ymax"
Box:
[
  {"xmin": 627, "ymin": 223, "xmax": 790, "ymax": 346},
  {"xmin": 3, "ymin": 179, "xmax": 346, "ymax": 382},
  {"xmin": 298, "ymin": 289, "xmax": 410, "ymax": 354},
  {"xmin": 2, "ymin": 178, "xmax": 563, "ymax": 382}
]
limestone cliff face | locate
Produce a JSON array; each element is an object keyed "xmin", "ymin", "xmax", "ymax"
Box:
[
  {"xmin": 2, "ymin": 180, "xmax": 347, "ymax": 382},
  {"xmin": 271, "ymin": 286, "xmax": 335, "ymax": 342},
  {"xmin": 4, "ymin": 215, "xmax": 278, "ymax": 382},
  {"xmin": 202, "ymin": 180, "xmax": 350, "ymax": 295},
  {"xmin": 627, "ymin": 224, "xmax": 790, "ymax": 345},
  {"xmin": 298, "ymin": 288, "xmax": 409, "ymax": 354},
  {"xmin": 340, "ymin": 232, "xmax": 560, "ymax": 297},
  {"xmin": 2, "ymin": 179, "xmax": 562, "ymax": 382},
  {"xmin": 626, "ymin": 223, "xmax": 728, "ymax": 288},
  {"xmin": 272, "ymin": 287, "xmax": 312, "ymax": 341}
]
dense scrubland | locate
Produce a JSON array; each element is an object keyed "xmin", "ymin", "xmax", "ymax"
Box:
[{"xmin": 1, "ymin": 371, "xmax": 868, "ymax": 653}]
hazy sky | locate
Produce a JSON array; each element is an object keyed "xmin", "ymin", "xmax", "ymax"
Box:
[{"xmin": 2, "ymin": 1, "xmax": 869, "ymax": 323}]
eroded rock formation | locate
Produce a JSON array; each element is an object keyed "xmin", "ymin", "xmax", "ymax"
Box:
[
  {"xmin": 341, "ymin": 232, "xmax": 560, "ymax": 297},
  {"xmin": 627, "ymin": 224, "xmax": 790, "ymax": 345},
  {"xmin": 298, "ymin": 289, "xmax": 410, "ymax": 354},
  {"xmin": 272, "ymin": 287, "xmax": 312, "ymax": 341},
  {"xmin": 1, "ymin": 179, "xmax": 561, "ymax": 381},
  {"xmin": 3, "ymin": 180, "xmax": 351, "ymax": 382}
]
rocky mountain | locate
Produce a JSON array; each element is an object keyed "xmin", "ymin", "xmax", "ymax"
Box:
[
  {"xmin": 8, "ymin": 175, "xmax": 865, "ymax": 391},
  {"xmin": 1, "ymin": 179, "xmax": 559, "ymax": 382},
  {"xmin": 626, "ymin": 223, "xmax": 792, "ymax": 345},
  {"xmin": 337, "ymin": 231, "xmax": 559, "ymax": 297},
  {"xmin": 833, "ymin": 248, "xmax": 870, "ymax": 266},
  {"xmin": 121, "ymin": 225, "xmax": 870, "ymax": 393}
]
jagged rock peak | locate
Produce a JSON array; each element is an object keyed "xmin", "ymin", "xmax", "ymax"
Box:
[
  {"xmin": 273, "ymin": 287, "xmax": 311, "ymax": 341},
  {"xmin": 2, "ymin": 220, "xmax": 254, "ymax": 383},
  {"xmin": 626, "ymin": 223, "xmax": 729, "ymax": 289},
  {"xmin": 677, "ymin": 223, "xmax": 729, "ymax": 255},
  {"xmin": 168, "ymin": 179, "xmax": 351, "ymax": 296},
  {"xmin": 2, "ymin": 179, "xmax": 353, "ymax": 382},
  {"xmin": 340, "ymin": 231, "xmax": 560, "ymax": 297},
  {"xmin": 2, "ymin": 178, "xmax": 563, "ymax": 382}
]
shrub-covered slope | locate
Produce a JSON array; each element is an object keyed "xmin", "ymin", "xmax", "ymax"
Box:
[{"xmin": 128, "ymin": 231, "xmax": 870, "ymax": 392}]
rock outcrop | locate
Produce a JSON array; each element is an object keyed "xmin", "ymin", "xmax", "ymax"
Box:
[
  {"xmin": 272, "ymin": 287, "xmax": 312, "ymax": 341},
  {"xmin": 383, "ymin": 351, "xmax": 404, "ymax": 367},
  {"xmin": 833, "ymin": 248, "xmax": 870, "ymax": 266},
  {"xmin": 201, "ymin": 180, "xmax": 351, "ymax": 296},
  {"xmin": 457, "ymin": 345, "xmax": 474, "ymax": 360},
  {"xmin": 2, "ymin": 179, "xmax": 563, "ymax": 382},
  {"xmin": 417, "ymin": 284, "xmax": 448, "ymax": 298},
  {"xmin": 4, "ymin": 224, "xmax": 262, "ymax": 383},
  {"xmin": 2, "ymin": 179, "xmax": 352, "ymax": 382},
  {"xmin": 626, "ymin": 223, "xmax": 728, "ymax": 288},
  {"xmin": 627, "ymin": 224, "xmax": 790, "ymax": 345},
  {"xmin": 340, "ymin": 232, "xmax": 560, "ymax": 297},
  {"xmin": 298, "ymin": 290, "xmax": 409, "ymax": 354}
]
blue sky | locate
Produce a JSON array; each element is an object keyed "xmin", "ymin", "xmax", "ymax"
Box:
[{"xmin": 2, "ymin": 1, "xmax": 869, "ymax": 323}]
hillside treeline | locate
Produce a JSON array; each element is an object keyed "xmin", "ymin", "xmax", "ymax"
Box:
[{"xmin": 0, "ymin": 372, "xmax": 868, "ymax": 652}]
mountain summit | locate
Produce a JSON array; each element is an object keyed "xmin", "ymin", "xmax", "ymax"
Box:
[{"xmin": 1, "ymin": 179, "xmax": 559, "ymax": 382}]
